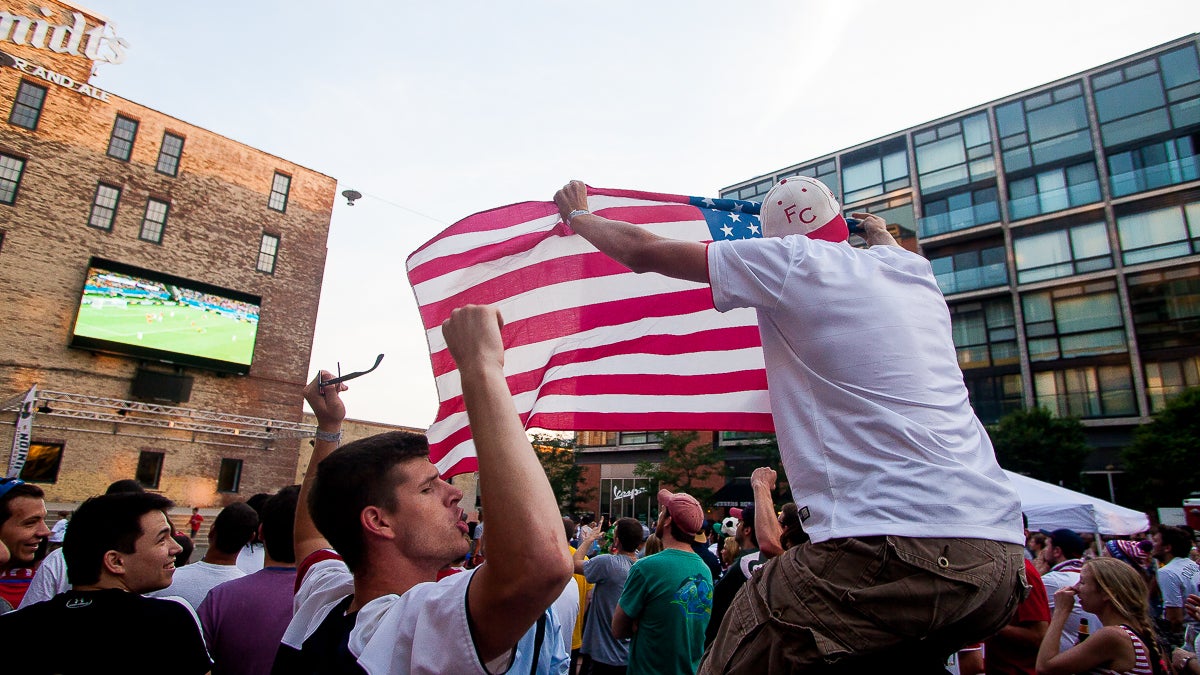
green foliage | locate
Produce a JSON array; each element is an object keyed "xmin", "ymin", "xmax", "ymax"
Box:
[
  {"xmin": 988, "ymin": 407, "xmax": 1090, "ymax": 489},
  {"xmin": 1121, "ymin": 387, "xmax": 1200, "ymax": 512},
  {"xmin": 530, "ymin": 433, "xmax": 594, "ymax": 514},
  {"xmin": 633, "ymin": 431, "xmax": 725, "ymax": 504}
]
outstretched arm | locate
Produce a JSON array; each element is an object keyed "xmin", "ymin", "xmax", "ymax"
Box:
[
  {"xmin": 445, "ymin": 305, "xmax": 573, "ymax": 663},
  {"xmin": 751, "ymin": 468, "xmax": 785, "ymax": 558},
  {"xmin": 555, "ymin": 180, "xmax": 709, "ymax": 283},
  {"xmin": 295, "ymin": 374, "xmax": 348, "ymax": 564}
]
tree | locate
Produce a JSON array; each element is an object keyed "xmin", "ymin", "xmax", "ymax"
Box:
[
  {"xmin": 988, "ymin": 407, "xmax": 1090, "ymax": 489},
  {"xmin": 728, "ymin": 433, "xmax": 791, "ymax": 504},
  {"xmin": 531, "ymin": 433, "xmax": 594, "ymax": 514},
  {"xmin": 633, "ymin": 431, "xmax": 725, "ymax": 504},
  {"xmin": 1121, "ymin": 386, "xmax": 1200, "ymax": 513}
]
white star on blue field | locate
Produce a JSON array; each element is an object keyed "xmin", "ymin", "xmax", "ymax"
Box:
[{"xmin": 689, "ymin": 196, "xmax": 762, "ymax": 241}]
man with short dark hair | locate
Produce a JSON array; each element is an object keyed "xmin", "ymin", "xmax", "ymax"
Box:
[
  {"xmin": 705, "ymin": 504, "xmax": 760, "ymax": 648},
  {"xmin": 273, "ymin": 305, "xmax": 573, "ymax": 673},
  {"xmin": 614, "ymin": 489, "xmax": 713, "ymax": 675},
  {"xmin": 199, "ymin": 486, "xmax": 300, "ymax": 675},
  {"xmin": 1154, "ymin": 525, "xmax": 1200, "ymax": 649},
  {"xmin": 575, "ymin": 517, "xmax": 643, "ymax": 675},
  {"xmin": 151, "ymin": 501, "xmax": 258, "ymax": 610},
  {"xmin": 0, "ymin": 491, "xmax": 211, "ymax": 673},
  {"xmin": 1038, "ymin": 528, "xmax": 1098, "ymax": 651},
  {"xmin": 0, "ymin": 477, "xmax": 51, "ymax": 613}
]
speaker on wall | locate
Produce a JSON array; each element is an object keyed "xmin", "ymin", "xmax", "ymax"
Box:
[{"xmin": 131, "ymin": 369, "xmax": 193, "ymax": 403}]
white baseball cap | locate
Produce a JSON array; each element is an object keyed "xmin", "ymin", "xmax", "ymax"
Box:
[{"xmin": 759, "ymin": 176, "xmax": 848, "ymax": 242}]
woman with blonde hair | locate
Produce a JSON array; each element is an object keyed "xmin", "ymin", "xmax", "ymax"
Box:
[{"xmin": 1036, "ymin": 556, "xmax": 1164, "ymax": 675}]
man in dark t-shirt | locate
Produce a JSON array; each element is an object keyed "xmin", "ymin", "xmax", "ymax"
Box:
[{"xmin": 0, "ymin": 492, "xmax": 211, "ymax": 674}]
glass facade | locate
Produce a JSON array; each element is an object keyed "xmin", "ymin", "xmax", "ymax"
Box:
[{"xmin": 1013, "ymin": 222, "xmax": 1113, "ymax": 283}]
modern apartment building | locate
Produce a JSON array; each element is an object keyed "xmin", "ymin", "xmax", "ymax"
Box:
[{"xmin": 577, "ymin": 35, "xmax": 1200, "ymax": 509}]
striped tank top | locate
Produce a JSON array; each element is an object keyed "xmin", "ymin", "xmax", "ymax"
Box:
[{"xmin": 1087, "ymin": 625, "xmax": 1154, "ymax": 675}]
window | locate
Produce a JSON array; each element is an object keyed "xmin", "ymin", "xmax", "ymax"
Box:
[
  {"xmin": 724, "ymin": 177, "xmax": 774, "ymax": 201},
  {"xmin": 1007, "ymin": 162, "xmax": 1101, "ymax": 221},
  {"xmin": 256, "ymin": 233, "xmax": 279, "ymax": 273},
  {"xmin": 919, "ymin": 187, "xmax": 1001, "ymax": 237},
  {"xmin": 217, "ymin": 458, "xmax": 243, "ymax": 493},
  {"xmin": 1022, "ymin": 282, "xmax": 1127, "ymax": 361},
  {"xmin": 575, "ymin": 431, "xmax": 617, "ymax": 447},
  {"xmin": 136, "ymin": 451, "xmax": 164, "ymax": 489},
  {"xmin": 1144, "ymin": 356, "xmax": 1200, "ymax": 412},
  {"xmin": 139, "ymin": 199, "xmax": 169, "ymax": 243},
  {"xmin": 268, "ymin": 172, "xmax": 290, "ymax": 212},
  {"xmin": 19, "ymin": 442, "xmax": 63, "ymax": 483},
  {"xmin": 841, "ymin": 138, "xmax": 909, "ymax": 204},
  {"xmin": 855, "ymin": 200, "xmax": 917, "ymax": 243},
  {"xmin": 778, "ymin": 160, "xmax": 840, "ymax": 200},
  {"xmin": 599, "ymin": 477, "xmax": 654, "ymax": 522},
  {"xmin": 914, "ymin": 112, "xmax": 995, "ymax": 195},
  {"xmin": 929, "ymin": 244, "xmax": 1008, "ymax": 294},
  {"xmin": 1013, "ymin": 222, "xmax": 1113, "ymax": 283},
  {"xmin": 1107, "ymin": 135, "xmax": 1199, "ymax": 197},
  {"xmin": 950, "ymin": 299, "xmax": 1019, "ymax": 369},
  {"xmin": 964, "ymin": 374, "xmax": 1024, "ymax": 424},
  {"xmin": 1116, "ymin": 201, "xmax": 1200, "ymax": 265},
  {"xmin": 1091, "ymin": 44, "xmax": 1200, "ymax": 148},
  {"xmin": 996, "ymin": 83, "xmax": 1093, "ymax": 172},
  {"xmin": 0, "ymin": 153, "xmax": 26, "ymax": 204},
  {"xmin": 617, "ymin": 431, "xmax": 663, "ymax": 445},
  {"xmin": 9, "ymin": 80, "xmax": 47, "ymax": 130},
  {"xmin": 106, "ymin": 115, "xmax": 139, "ymax": 161},
  {"xmin": 1033, "ymin": 365, "xmax": 1136, "ymax": 418},
  {"xmin": 156, "ymin": 132, "xmax": 185, "ymax": 176},
  {"xmin": 1127, "ymin": 266, "xmax": 1200, "ymax": 353},
  {"xmin": 88, "ymin": 183, "xmax": 121, "ymax": 230}
]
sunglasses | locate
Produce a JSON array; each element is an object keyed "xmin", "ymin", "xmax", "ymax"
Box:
[
  {"xmin": 0, "ymin": 477, "xmax": 26, "ymax": 500},
  {"xmin": 319, "ymin": 354, "xmax": 385, "ymax": 389}
]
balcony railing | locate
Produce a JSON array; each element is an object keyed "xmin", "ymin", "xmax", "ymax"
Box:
[
  {"xmin": 1109, "ymin": 156, "xmax": 1200, "ymax": 198},
  {"xmin": 917, "ymin": 201, "xmax": 1001, "ymax": 238},
  {"xmin": 935, "ymin": 263, "xmax": 1008, "ymax": 295},
  {"xmin": 1008, "ymin": 180, "xmax": 1101, "ymax": 221}
]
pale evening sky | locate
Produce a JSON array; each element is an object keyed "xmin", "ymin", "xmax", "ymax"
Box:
[{"xmin": 77, "ymin": 0, "xmax": 1199, "ymax": 427}]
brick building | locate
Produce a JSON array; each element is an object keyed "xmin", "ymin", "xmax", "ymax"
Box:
[{"xmin": 0, "ymin": 0, "xmax": 337, "ymax": 507}]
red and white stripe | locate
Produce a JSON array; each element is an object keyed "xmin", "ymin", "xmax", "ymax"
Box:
[{"xmin": 407, "ymin": 187, "xmax": 773, "ymax": 477}]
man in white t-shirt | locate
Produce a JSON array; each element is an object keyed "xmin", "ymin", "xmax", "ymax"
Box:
[
  {"xmin": 273, "ymin": 305, "xmax": 573, "ymax": 674},
  {"xmin": 1039, "ymin": 528, "xmax": 1100, "ymax": 651},
  {"xmin": 1154, "ymin": 525, "xmax": 1200, "ymax": 650},
  {"xmin": 554, "ymin": 178, "xmax": 1026, "ymax": 673},
  {"xmin": 149, "ymin": 501, "xmax": 257, "ymax": 610}
]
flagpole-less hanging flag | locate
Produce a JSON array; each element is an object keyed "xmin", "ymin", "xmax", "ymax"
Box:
[
  {"xmin": 407, "ymin": 186, "xmax": 774, "ymax": 478},
  {"xmin": 7, "ymin": 385, "xmax": 37, "ymax": 478}
]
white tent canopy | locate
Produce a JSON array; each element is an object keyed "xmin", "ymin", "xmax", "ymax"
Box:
[{"xmin": 1004, "ymin": 470, "xmax": 1151, "ymax": 536}]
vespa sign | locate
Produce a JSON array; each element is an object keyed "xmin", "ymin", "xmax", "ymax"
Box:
[{"xmin": 0, "ymin": 5, "xmax": 128, "ymax": 65}]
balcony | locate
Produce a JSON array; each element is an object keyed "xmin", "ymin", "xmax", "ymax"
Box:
[
  {"xmin": 1110, "ymin": 155, "xmax": 1200, "ymax": 198},
  {"xmin": 935, "ymin": 263, "xmax": 1008, "ymax": 295},
  {"xmin": 1008, "ymin": 180, "xmax": 1101, "ymax": 221},
  {"xmin": 918, "ymin": 201, "xmax": 1001, "ymax": 238}
]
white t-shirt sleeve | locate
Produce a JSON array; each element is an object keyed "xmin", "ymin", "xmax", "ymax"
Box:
[
  {"xmin": 1158, "ymin": 563, "xmax": 1187, "ymax": 608},
  {"xmin": 707, "ymin": 237, "xmax": 799, "ymax": 313},
  {"xmin": 18, "ymin": 547, "xmax": 69, "ymax": 608}
]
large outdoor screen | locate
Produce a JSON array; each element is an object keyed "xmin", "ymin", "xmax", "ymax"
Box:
[{"xmin": 70, "ymin": 258, "xmax": 262, "ymax": 375}]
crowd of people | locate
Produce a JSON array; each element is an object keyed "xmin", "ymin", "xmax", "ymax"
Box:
[{"xmin": 0, "ymin": 175, "xmax": 1197, "ymax": 674}]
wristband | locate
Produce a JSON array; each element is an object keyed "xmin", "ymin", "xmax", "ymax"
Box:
[
  {"xmin": 314, "ymin": 429, "xmax": 342, "ymax": 444},
  {"xmin": 567, "ymin": 209, "xmax": 590, "ymax": 224}
]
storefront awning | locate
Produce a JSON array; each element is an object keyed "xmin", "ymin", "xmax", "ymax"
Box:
[{"xmin": 710, "ymin": 479, "xmax": 754, "ymax": 508}]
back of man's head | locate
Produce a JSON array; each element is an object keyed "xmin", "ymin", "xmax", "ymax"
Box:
[
  {"xmin": 211, "ymin": 502, "xmax": 258, "ymax": 555},
  {"xmin": 614, "ymin": 518, "xmax": 643, "ymax": 553},
  {"xmin": 0, "ymin": 479, "xmax": 43, "ymax": 526},
  {"xmin": 104, "ymin": 479, "xmax": 146, "ymax": 495},
  {"xmin": 65, "ymin": 492, "xmax": 174, "ymax": 587},
  {"xmin": 739, "ymin": 505, "xmax": 758, "ymax": 548},
  {"xmin": 310, "ymin": 430, "xmax": 431, "ymax": 573},
  {"xmin": 261, "ymin": 485, "xmax": 300, "ymax": 564},
  {"xmin": 562, "ymin": 516, "xmax": 577, "ymax": 541},
  {"xmin": 1158, "ymin": 525, "xmax": 1193, "ymax": 559}
]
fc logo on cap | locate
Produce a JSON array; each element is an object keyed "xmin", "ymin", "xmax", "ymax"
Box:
[{"xmin": 782, "ymin": 204, "xmax": 816, "ymax": 225}]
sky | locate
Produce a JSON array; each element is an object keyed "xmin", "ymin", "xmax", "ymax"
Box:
[{"xmin": 75, "ymin": 0, "xmax": 1200, "ymax": 428}]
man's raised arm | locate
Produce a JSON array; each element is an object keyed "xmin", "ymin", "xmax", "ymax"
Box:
[
  {"xmin": 294, "ymin": 373, "xmax": 347, "ymax": 564},
  {"xmin": 443, "ymin": 305, "xmax": 573, "ymax": 663},
  {"xmin": 554, "ymin": 180, "xmax": 709, "ymax": 283}
]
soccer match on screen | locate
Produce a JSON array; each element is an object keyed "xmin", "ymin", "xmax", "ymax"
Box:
[{"xmin": 73, "ymin": 267, "xmax": 260, "ymax": 366}]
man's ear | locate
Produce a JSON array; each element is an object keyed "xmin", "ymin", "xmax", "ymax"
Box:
[
  {"xmin": 102, "ymin": 550, "xmax": 125, "ymax": 576},
  {"xmin": 361, "ymin": 506, "xmax": 397, "ymax": 541}
]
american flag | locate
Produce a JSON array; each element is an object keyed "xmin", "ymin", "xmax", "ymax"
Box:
[{"xmin": 406, "ymin": 186, "xmax": 774, "ymax": 477}]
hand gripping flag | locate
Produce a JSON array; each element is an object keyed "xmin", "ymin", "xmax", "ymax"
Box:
[{"xmin": 406, "ymin": 186, "xmax": 774, "ymax": 477}]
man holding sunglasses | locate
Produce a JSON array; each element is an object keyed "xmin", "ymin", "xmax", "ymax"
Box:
[{"xmin": 0, "ymin": 477, "xmax": 52, "ymax": 613}]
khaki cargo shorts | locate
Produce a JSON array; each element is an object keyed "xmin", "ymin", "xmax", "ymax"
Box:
[{"xmin": 699, "ymin": 536, "xmax": 1027, "ymax": 674}]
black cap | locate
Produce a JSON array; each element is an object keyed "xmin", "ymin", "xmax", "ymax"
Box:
[{"xmin": 1040, "ymin": 528, "xmax": 1086, "ymax": 558}]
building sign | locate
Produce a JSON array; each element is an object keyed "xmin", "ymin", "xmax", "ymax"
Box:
[
  {"xmin": 6, "ymin": 53, "xmax": 109, "ymax": 100},
  {"xmin": 613, "ymin": 485, "xmax": 647, "ymax": 501},
  {"xmin": 0, "ymin": 5, "xmax": 127, "ymax": 64}
]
